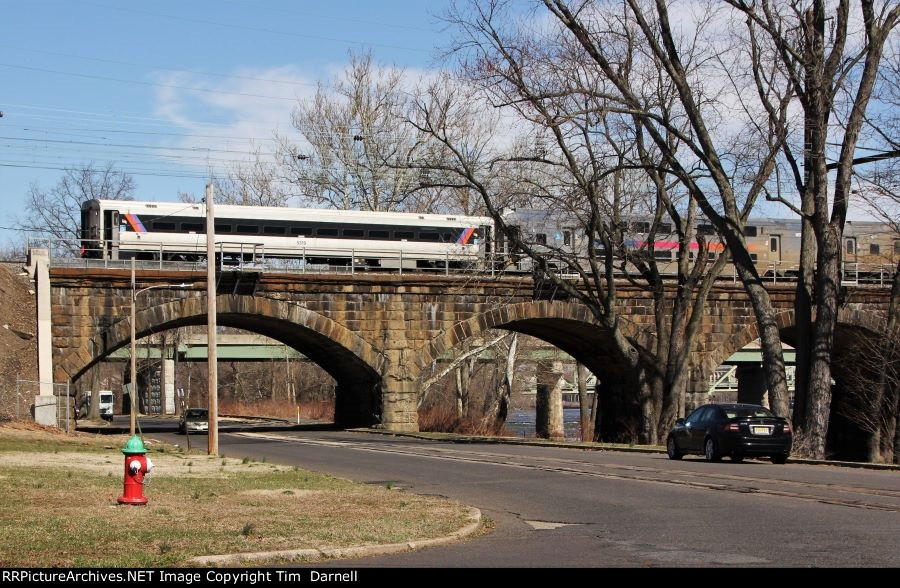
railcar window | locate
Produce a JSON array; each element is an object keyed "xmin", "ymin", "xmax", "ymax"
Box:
[
  {"xmin": 291, "ymin": 227, "xmax": 313, "ymax": 236},
  {"xmin": 697, "ymin": 224, "xmax": 714, "ymax": 235},
  {"xmin": 563, "ymin": 229, "xmax": 573, "ymax": 246},
  {"xmin": 153, "ymin": 222, "xmax": 176, "ymax": 231},
  {"xmin": 846, "ymin": 239, "xmax": 855, "ymax": 254},
  {"xmin": 750, "ymin": 253, "xmax": 758, "ymax": 262},
  {"xmin": 369, "ymin": 230, "xmax": 389, "ymax": 239},
  {"xmin": 631, "ymin": 222, "xmax": 650, "ymax": 233},
  {"xmin": 708, "ymin": 252, "xmax": 717, "ymax": 260},
  {"xmin": 395, "ymin": 231, "xmax": 414, "ymax": 240},
  {"xmin": 442, "ymin": 233, "xmax": 452, "ymax": 241},
  {"xmin": 317, "ymin": 228, "xmax": 338, "ymax": 237},
  {"xmin": 237, "ymin": 225, "xmax": 259, "ymax": 234},
  {"xmin": 895, "ymin": 240, "xmax": 900, "ymax": 255},
  {"xmin": 343, "ymin": 228, "xmax": 364, "ymax": 238},
  {"xmin": 653, "ymin": 250, "xmax": 671, "ymax": 260},
  {"xmin": 659, "ymin": 223, "xmax": 672, "ymax": 234},
  {"xmin": 745, "ymin": 226, "xmax": 758, "ymax": 237},
  {"xmin": 420, "ymin": 232, "xmax": 440, "ymax": 241},
  {"xmin": 536, "ymin": 233, "xmax": 547, "ymax": 245},
  {"xmin": 770, "ymin": 237, "xmax": 778, "ymax": 252},
  {"xmin": 264, "ymin": 226, "xmax": 286, "ymax": 235},
  {"xmin": 870, "ymin": 244, "xmax": 880, "ymax": 255},
  {"xmin": 215, "ymin": 224, "xmax": 232, "ymax": 233},
  {"xmin": 181, "ymin": 223, "xmax": 203, "ymax": 232}
]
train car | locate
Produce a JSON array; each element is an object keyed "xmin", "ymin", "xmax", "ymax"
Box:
[
  {"xmin": 500, "ymin": 209, "xmax": 897, "ymax": 282},
  {"xmin": 80, "ymin": 199, "xmax": 494, "ymax": 270}
]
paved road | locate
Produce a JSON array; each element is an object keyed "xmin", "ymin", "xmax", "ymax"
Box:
[{"xmin": 152, "ymin": 429, "xmax": 900, "ymax": 567}]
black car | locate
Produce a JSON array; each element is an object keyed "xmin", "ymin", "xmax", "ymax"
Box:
[{"xmin": 666, "ymin": 403, "xmax": 792, "ymax": 464}]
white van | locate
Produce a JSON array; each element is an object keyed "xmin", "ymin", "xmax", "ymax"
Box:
[
  {"xmin": 98, "ymin": 391, "xmax": 114, "ymax": 421},
  {"xmin": 78, "ymin": 391, "xmax": 115, "ymax": 421}
]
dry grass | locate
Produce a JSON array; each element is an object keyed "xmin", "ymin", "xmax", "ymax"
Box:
[
  {"xmin": 418, "ymin": 405, "xmax": 513, "ymax": 437},
  {"xmin": 0, "ymin": 423, "xmax": 471, "ymax": 567},
  {"xmin": 219, "ymin": 399, "xmax": 334, "ymax": 422}
]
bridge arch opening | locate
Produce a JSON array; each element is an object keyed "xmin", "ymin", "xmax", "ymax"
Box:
[
  {"xmin": 704, "ymin": 311, "xmax": 897, "ymax": 461},
  {"xmin": 418, "ymin": 302, "xmax": 636, "ymax": 441},
  {"xmin": 63, "ymin": 296, "xmax": 383, "ymax": 428}
]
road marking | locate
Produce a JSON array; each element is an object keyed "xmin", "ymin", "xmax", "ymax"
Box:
[{"xmin": 230, "ymin": 432, "xmax": 900, "ymax": 512}]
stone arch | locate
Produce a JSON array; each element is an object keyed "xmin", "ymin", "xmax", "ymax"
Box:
[
  {"xmin": 56, "ymin": 295, "xmax": 384, "ymax": 426},
  {"xmin": 419, "ymin": 300, "xmax": 636, "ymax": 383},
  {"xmin": 708, "ymin": 307, "xmax": 893, "ymax": 376}
]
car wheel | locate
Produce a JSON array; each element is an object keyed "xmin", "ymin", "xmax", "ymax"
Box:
[
  {"xmin": 666, "ymin": 437, "xmax": 683, "ymax": 460},
  {"xmin": 731, "ymin": 454, "xmax": 744, "ymax": 463},
  {"xmin": 704, "ymin": 438, "xmax": 721, "ymax": 462},
  {"xmin": 770, "ymin": 454, "xmax": 788, "ymax": 464}
]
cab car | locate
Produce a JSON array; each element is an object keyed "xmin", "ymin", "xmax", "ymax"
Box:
[{"xmin": 666, "ymin": 403, "xmax": 792, "ymax": 464}]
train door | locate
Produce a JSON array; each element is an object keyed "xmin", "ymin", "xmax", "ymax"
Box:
[
  {"xmin": 769, "ymin": 234, "xmax": 782, "ymax": 263},
  {"xmin": 103, "ymin": 210, "xmax": 120, "ymax": 259}
]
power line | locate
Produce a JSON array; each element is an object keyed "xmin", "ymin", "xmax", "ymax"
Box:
[
  {"xmin": 0, "ymin": 45, "xmax": 320, "ymax": 88},
  {"xmin": 0, "ymin": 63, "xmax": 299, "ymax": 102},
  {"xmin": 0, "ymin": 162, "xmax": 218, "ymax": 179},
  {"xmin": 10, "ymin": 125, "xmax": 280, "ymax": 143},
  {"xmin": 0, "ymin": 135, "xmax": 281, "ymax": 157},
  {"xmin": 218, "ymin": 0, "xmax": 440, "ymax": 33},
  {"xmin": 3, "ymin": 103, "xmax": 290, "ymax": 129},
  {"xmin": 81, "ymin": 1, "xmax": 431, "ymax": 54}
]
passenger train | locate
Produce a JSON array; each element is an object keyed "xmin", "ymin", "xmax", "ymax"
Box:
[
  {"xmin": 80, "ymin": 199, "xmax": 898, "ymax": 280},
  {"xmin": 80, "ymin": 199, "xmax": 494, "ymax": 270}
]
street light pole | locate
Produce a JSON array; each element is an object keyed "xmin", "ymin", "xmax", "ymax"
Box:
[
  {"xmin": 206, "ymin": 183, "xmax": 219, "ymax": 456},
  {"xmin": 130, "ymin": 258, "xmax": 137, "ymax": 436},
  {"xmin": 129, "ymin": 257, "xmax": 190, "ymax": 437}
]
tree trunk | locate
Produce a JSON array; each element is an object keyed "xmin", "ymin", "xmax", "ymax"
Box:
[
  {"xmin": 804, "ymin": 231, "xmax": 842, "ymax": 460},
  {"xmin": 590, "ymin": 379, "xmax": 601, "ymax": 441},
  {"xmin": 792, "ymin": 212, "xmax": 816, "ymax": 427},
  {"xmin": 88, "ymin": 365, "xmax": 100, "ymax": 420},
  {"xmin": 481, "ymin": 334, "xmax": 517, "ymax": 432},
  {"xmin": 576, "ymin": 363, "xmax": 593, "ymax": 442}
]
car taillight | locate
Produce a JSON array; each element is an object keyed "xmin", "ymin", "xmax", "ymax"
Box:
[
  {"xmin": 722, "ymin": 423, "xmax": 741, "ymax": 432},
  {"xmin": 782, "ymin": 423, "xmax": 792, "ymax": 434}
]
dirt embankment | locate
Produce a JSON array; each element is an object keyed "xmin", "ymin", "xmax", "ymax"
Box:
[{"xmin": 0, "ymin": 263, "xmax": 38, "ymax": 418}]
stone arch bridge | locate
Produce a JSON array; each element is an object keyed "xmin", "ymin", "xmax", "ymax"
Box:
[{"xmin": 34, "ymin": 257, "xmax": 895, "ymax": 432}]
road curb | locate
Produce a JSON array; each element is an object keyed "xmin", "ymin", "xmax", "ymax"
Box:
[
  {"xmin": 189, "ymin": 506, "xmax": 482, "ymax": 566},
  {"xmin": 352, "ymin": 429, "xmax": 900, "ymax": 472}
]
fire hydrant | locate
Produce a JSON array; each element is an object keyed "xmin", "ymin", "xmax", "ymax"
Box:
[{"xmin": 117, "ymin": 435, "xmax": 154, "ymax": 505}]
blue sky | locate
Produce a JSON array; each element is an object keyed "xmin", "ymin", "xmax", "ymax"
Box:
[{"xmin": 0, "ymin": 0, "xmax": 456, "ymax": 246}]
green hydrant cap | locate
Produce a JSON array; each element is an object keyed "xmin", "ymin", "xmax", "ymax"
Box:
[{"xmin": 122, "ymin": 435, "xmax": 148, "ymax": 455}]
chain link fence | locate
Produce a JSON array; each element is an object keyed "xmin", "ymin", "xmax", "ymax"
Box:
[{"xmin": 13, "ymin": 378, "xmax": 73, "ymax": 432}]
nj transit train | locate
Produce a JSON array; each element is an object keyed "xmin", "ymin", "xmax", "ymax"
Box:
[
  {"xmin": 80, "ymin": 199, "xmax": 494, "ymax": 269},
  {"xmin": 80, "ymin": 199, "xmax": 898, "ymax": 278}
]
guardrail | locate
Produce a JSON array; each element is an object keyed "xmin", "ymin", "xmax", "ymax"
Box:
[{"xmin": 30, "ymin": 237, "xmax": 897, "ymax": 285}]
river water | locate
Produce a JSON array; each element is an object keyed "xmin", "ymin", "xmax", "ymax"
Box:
[{"xmin": 504, "ymin": 408, "xmax": 584, "ymax": 440}]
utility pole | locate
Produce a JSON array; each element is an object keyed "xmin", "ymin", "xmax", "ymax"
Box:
[{"xmin": 206, "ymin": 183, "xmax": 219, "ymax": 456}]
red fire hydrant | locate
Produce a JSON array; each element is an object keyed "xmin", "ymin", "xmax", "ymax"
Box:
[{"xmin": 117, "ymin": 435, "xmax": 154, "ymax": 505}]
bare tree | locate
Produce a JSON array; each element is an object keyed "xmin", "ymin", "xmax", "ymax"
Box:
[
  {"xmin": 277, "ymin": 51, "xmax": 425, "ymax": 212},
  {"xmin": 214, "ymin": 146, "xmax": 293, "ymax": 207},
  {"xmin": 408, "ymin": 3, "xmax": 732, "ymax": 444},
  {"xmin": 17, "ymin": 162, "xmax": 134, "ymax": 256},
  {"xmin": 718, "ymin": 0, "xmax": 900, "ymax": 458},
  {"xmin": 851, "ymin": 43, "xmax": 900, "ymax": 462}
]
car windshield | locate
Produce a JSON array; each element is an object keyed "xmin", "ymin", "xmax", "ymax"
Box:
[
  {"xmin": 185, "ymin": 409, "xmax": 207, "ymax": 420},
  {"xmin": 724, "ymin": 406, "xmax": 776, "ymax": 419},
  {"xmin": 99, "ymin": 394, "xmax": 113, "ymax": 403}
]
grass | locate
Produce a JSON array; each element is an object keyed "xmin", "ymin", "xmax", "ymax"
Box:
[
  {"xmin": 218, "ymin": 399, "xmax": 334, "ymax": 422},
  {"xmin": 0, "ymin": 422, "xmax": 472, "ymax": 567}
]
